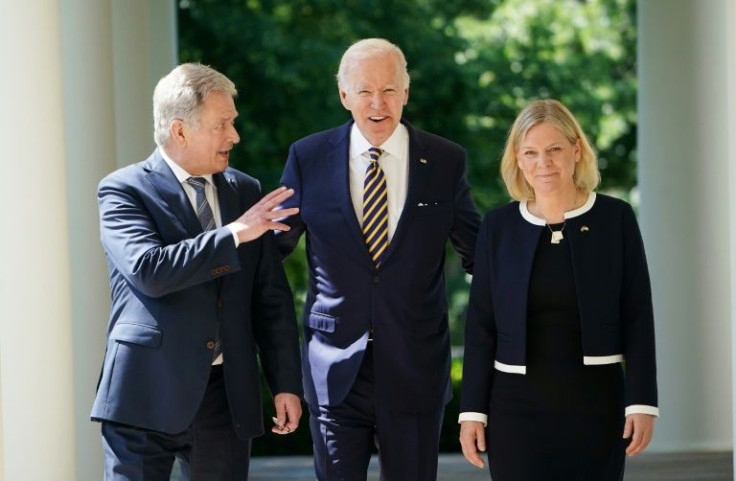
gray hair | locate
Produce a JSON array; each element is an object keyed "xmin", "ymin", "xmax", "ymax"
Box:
[
  {"xmin": 336, "ymin": 38, "xmax": 411, "ymax": 90},
  {"xmin": 152, "ymin": 63, "xmax": 237, "ymax": 147}
]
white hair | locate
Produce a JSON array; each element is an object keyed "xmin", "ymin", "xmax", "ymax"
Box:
[
  {"xmin": 336, "ymin": 38, "xmax": 411, "ymax": 90},
  {"xmin": 152, "ymin": 63, "xmax": 237, "ymax": 147}
]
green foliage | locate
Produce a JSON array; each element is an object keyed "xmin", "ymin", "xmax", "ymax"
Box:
[{"xmin": 179, "ymin": 0, "xmax": 637, "ymax": 453}]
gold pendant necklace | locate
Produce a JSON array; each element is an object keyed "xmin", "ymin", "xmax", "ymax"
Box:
[{"xmin": 547, "ymin": 223, "xmax": 565, "ymax": 244}]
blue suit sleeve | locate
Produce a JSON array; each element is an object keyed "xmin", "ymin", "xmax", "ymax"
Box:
[
  {"xmin": 275, "ymin": 142, "xmax": 307, "ymax": 259},
  {"xmin": 98, "ymin": 177, "xmax": 240, "ymax": 298},
  {"xmin": 449, "ymin": 151, "xmax": 481, "ymax": 274}
]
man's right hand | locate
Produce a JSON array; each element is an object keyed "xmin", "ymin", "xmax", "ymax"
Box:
[{"xmin": 229, "ymin": 186, "xmax": 298, "ymax": 244}]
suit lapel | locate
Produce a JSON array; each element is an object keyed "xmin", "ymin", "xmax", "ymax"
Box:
[
  {"xmin": 380, "ymin": 121, "xmax": 429, "ymax": 265},
  {"xmin": 214, "ymin": 171, "xmax": 239, "ymax": 224},
  {"xmin": 144, "ymin": 150, "xmax": 202, "ymax": 238},
  {"xmin": 329, "ymin": 122, "xmax": 373, "ymax": 260}
]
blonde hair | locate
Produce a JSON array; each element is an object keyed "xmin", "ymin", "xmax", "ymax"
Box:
[
  {"xmin": 500, "ymin": 99, "xmax": 600, "ymax": 201},
  {"xmin": 336, "ymin": 38, "xmax": 410, "ymax": 90},
  {"xmin": 153, "ymin": 63, "xmax": 237, "ymax": 147}
]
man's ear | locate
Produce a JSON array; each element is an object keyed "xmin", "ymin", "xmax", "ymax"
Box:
[
  {"xmin": 170, "ymin": 119, "xmax": 187, "ymax": 146},
  {"xmin": 339, "ymin": 87, "xmax": 351, "ymax": 111}
]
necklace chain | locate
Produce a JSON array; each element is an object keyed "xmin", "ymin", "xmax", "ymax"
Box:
[{"xmin": 546, "ymin": 222, "xmax": 565, "ymax": 244}]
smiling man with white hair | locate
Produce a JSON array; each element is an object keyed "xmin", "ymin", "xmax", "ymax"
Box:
[{"xmin": 276, "ymin": 39, "xmax": 481, "ymax": 481}]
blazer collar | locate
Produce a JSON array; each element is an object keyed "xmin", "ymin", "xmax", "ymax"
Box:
[
  {"xmin": 143, "ymin": 149, "xmax": 239, "ymax": 235},
  {"xmin": 519, "ymin": 192, "xmax": 597, "ymax": 225},
  {"xmin": 143, "ymin": 150, "xmax": 203, "ymax": 237},
  {"xmin": 328, "ymin": 121, "xmax": 370, "ymax": 255},
  {"xmin": 380, "ymin": 119, "xmax": 430, "ymax": 267},
  {"xmin": 213, "ymin": 170, "xmax": 239, "ymax": 224},
  {"xmin": 328, "ymin": 119, "xmax": 431, "ymax": 270}
]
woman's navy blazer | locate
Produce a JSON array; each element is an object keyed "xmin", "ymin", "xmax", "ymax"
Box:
[{"xmin": 460, "ymin": 193, "xmax": 658, "ymax": 415}]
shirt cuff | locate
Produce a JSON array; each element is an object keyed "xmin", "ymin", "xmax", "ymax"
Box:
[
  {"xmin": 226, "ymin": 224, "xmax": 240, "ymax": 247},
  {"xmin": 625, "ymin": 404, "xmax": 659, "ymax": 417},
  {"xmin": 458, "ymin": 412, "xmax": 488, "ymax": 426}
]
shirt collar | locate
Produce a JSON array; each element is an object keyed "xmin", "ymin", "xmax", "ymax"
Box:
[
  {"xmin": 349, "ymin": 122, "xmax": 408, "ymax": 160},
  {"xmin": 159, "ymin": 147, "xmax": 215, "ymax": 185}
]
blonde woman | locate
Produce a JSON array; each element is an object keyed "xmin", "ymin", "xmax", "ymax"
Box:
[{"xmin": 458, "ymin": 99, "xmax": 657, "ymax": 480}]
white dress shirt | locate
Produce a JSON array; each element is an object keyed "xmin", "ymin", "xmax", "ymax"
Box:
[
  {"xmin": 348, "ymin": 123, "xmax": 409, "ymax": 242},
  {"xmin": 160, "ymin": 148, "xmax": 241, "ymax": 248},
  {"xmin": 161, "ymin": 149, "xmax": 223, "ymax": 229}
]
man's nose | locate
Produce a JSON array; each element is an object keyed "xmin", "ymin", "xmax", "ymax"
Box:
[
  {"xmin": 370, "ymin": 92, "xmax": 385, "ymax": 108},
  {"xmin": 229, "ymin": 124, "xmax": 240, "ymax": 144}
]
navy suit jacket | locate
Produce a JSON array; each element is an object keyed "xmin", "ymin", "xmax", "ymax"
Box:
[
  {"xmin": 460, "ymin": 193, "xmax": 658, "ymax": 414},
  {"xmin": 277, "ymin": 120, "xmax": 480, "ymax": 411},
  {"xmin": 91, "ymin": 150, "xmax": 302, "ymax": 439}
]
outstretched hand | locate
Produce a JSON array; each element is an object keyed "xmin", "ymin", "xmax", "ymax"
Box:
[{"xmin": 229, "ymin": 186, "xmax": 299, "ymax": 244}]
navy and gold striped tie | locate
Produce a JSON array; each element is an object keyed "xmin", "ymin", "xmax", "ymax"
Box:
[{"xmin": 362, "ymin": 147, "xmax": 389, "ymax": 268}]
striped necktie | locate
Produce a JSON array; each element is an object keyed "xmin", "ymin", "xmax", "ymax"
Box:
[
  {"xmin": 185, "ymin": 177, "xmax": 216, "ymax": 232},
  {"xmin": 185, "ymin": 176, "xmax": 222, "ymax": 361},
  {"xmin": 362, "ymin": 147, "xmax": 389, "ymax": 268}
]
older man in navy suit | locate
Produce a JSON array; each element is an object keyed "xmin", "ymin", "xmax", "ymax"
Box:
[
  {"xmin": 91, "ymin": 63, "xmax": 302, "ymax": 481},
  {"xmin": 277, "ymin": 39, "xmax": 481, "ymax": 481}
]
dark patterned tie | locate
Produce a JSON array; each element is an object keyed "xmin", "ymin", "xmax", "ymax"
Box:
[
  {"xmin": 185, "ymin": 177, "xmax": 221, "ymax": 361},
  {"xmin": 185, "ymin": 177, "xmax": 216, "ymax": 232},
  {"xmin": 362, "ymin": 147, "xmax": 389, "ymax": 268}
]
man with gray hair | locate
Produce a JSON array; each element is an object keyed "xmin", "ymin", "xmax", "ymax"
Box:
[
  {"xmin": 277, "ymin": 39, "xmax": 481, "ymax": 480},
  {"xmin": 91, "ymin": 63, "xmax": 303, "ymax": 480}
]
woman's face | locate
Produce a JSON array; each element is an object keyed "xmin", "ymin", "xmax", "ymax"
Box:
[{"xmin": 517, "ymin": 122, "xmax": 580, "ymax": 196}]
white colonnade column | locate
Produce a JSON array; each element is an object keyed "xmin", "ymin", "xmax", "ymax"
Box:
[
  {"xmin": 728, "ymin": 0, "xmax": 736, "ymax": 476},
  {"xmin": 64, "ymin": 0, "xmax": 177, "ymax": 479},
  {"xmin": 638, "ymin": 0, "xmax": 733, "ymax": 453},
  {"xmin": 0, "ymin": 1, "xmax": 76, "ymax": 479},
  {"xmin": 0, "ymin": 0, "xmax": 177, "ymax": 479}
]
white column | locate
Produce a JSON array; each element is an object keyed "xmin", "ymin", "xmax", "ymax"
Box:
[
  {"xmin": 58, "ymin": 1, "xmax": 117, "ymax": 480},
  {"xmin": 0, "ymin": 1, "xmax": 77, "ymax": 480},
  {"xmin": 112, "ymin": 0, "xmax": 178, "ymax": 167},
  {"xmin": 0, "ymin": 1, "xmax": 177, "ymax": 480},
  {"xmin": 638, "ymin": 0, "xmax": 732, "ymax": 452},
  {"xmin": 728, "ymin": 0, "xmax": 736, "ymax": 476},
  {"xmin": 60, "ymin": 1, "xmax": 178, "ymax": 480}
]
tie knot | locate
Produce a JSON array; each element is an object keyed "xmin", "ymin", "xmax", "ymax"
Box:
[
  {"xmin": 186, "ymin": 176, "xmax": 208, "ymax": 193},
  {"xmin": 368, "ymin": 147, "xmax": 383, "ymax": 161}
]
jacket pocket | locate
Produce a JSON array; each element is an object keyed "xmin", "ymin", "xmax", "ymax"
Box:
[
  {"xmin": 109, "ymin": 322, "xmax": 162, "ymax": 348},
  {"xmin": 305, "ymin": 312, "xmax": 336, "ymax": 333}
]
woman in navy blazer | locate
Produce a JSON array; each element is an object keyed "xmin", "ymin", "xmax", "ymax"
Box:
[{"xmin": 458, "ymin": 100, "xmax": 657, "ymax": 480}]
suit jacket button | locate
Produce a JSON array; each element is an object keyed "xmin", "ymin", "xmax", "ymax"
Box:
[
  {"xmin": 218, "ymin": 299, "xmax": 223, "ymax": 308},
  {"xmin": 373, "ymin": 276, "xmax": 380, "ymax": 283},
  {"xmin": 206, "ymin": 341, "xmax": 216, "ymax": 349}
]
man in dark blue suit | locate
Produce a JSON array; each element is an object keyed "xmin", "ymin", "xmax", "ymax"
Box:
[
  {"xmin": 277, "ymin": 39, "xmax": 481, "ymax": 481},
  {"xmin": 91, "ymin": 63, "xmax": 303, "ymax": 481}
]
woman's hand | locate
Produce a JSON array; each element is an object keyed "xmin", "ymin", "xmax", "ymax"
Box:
[
  {"xmin": 459, "ymin": 421, "xmax": 487, "ymax": 468},
  {"xmin": 623, "ymin": 413, "xmax": 655, "ymax": 457}
]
